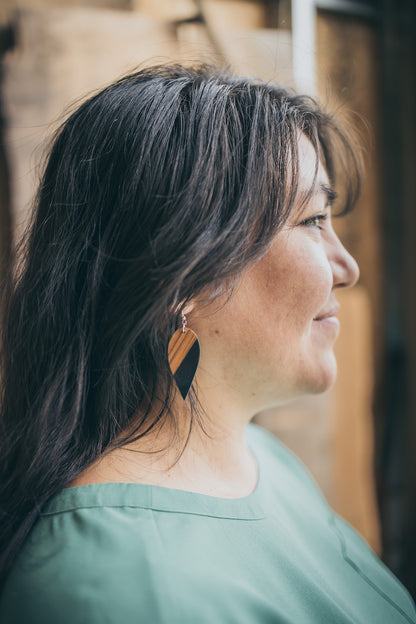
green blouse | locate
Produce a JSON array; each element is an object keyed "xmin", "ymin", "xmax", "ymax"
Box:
[{"xmin": 1, "ymin": 424, "xmax": 415, "ymax": 623}]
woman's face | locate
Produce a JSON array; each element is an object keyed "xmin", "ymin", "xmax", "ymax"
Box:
[{"xmin": 190, "ymin": 135, "xmax": 360, "ymax": 412}]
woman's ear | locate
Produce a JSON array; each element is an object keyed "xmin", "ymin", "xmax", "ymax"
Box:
[
  {"xmin": 182, "ymin": 301, "xmax": 196, "ymax": 316},
  {"xmin": 169, "ymin": 300, "xmax": 196, "ymax": 317}
]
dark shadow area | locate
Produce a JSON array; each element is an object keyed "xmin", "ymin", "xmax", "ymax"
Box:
[{"xmin": 376, "ymin": 0, "xmax": 416, "ymax": 599}]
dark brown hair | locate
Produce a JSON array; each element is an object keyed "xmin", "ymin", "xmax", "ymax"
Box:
[{"xmin": 0, "ymin": 63, "xmax": 361, "ymax": 583}]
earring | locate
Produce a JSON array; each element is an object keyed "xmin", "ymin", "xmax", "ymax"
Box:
[{"xmin": 168, "ymin": 311, "xmax": 200, "ymax": 400}]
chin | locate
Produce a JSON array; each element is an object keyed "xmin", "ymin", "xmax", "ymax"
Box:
[{"xmin": 303, "ymin": 353, "xmax": 338, "ymax": 395}]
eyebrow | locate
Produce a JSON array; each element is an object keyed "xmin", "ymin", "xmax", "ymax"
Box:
[{"xmin": 319, "ymin": 183, "xmax": 338, "ymax": 207}]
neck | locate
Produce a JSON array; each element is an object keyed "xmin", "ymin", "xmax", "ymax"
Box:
[{"xmin": 69, "ymin": 393, "xmax": 258, "ymax": 498}]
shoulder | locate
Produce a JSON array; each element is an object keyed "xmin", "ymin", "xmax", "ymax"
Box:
[
  {"xmin": 246, "ymin": 422, "xmax": 329, "ymax": 512},
  {"xmin": 246, "ymin": 422, "xmax": 322, "ymax": 488},
  {"xmin": 0, "ymin": 491, "xmax": 176, "ymax": 623}
]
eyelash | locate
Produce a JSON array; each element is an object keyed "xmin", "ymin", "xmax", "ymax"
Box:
[{"xmin": 299, "ymin": 214, "xmax": 328, "ymax": 230}]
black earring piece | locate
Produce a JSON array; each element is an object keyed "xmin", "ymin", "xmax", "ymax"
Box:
[{"xmin": 168, "ymin": 311, "xmax": 200, "ymax": 400}]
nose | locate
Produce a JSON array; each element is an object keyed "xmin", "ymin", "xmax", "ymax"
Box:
[{"xmin": 329, "ymin": 233, "xmax": 360, "ymax": 289}]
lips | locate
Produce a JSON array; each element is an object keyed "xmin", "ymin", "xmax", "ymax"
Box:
[{"xmin": 313, "ymin": 303, "xmax": 340, "ymax": 321}]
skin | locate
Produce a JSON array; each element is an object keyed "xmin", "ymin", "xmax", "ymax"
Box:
[
  {"xmin": 70, "ymin": 135, "xmax": 359, "ymax": 497},
  {"xmin": 191, "ymin": 134, "xmax": 359, "ymax": 414}
]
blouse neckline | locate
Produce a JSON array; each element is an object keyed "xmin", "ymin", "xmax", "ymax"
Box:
[{"xmin": 42, "ymin": 425, "xmax": 266, "ymax": 521}]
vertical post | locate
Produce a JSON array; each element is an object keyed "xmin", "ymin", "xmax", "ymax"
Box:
[{"xmin": 292, "ymin": 0, "xmax": 317, "ymax": 94}]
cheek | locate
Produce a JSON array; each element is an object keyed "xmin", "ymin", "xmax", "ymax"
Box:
[{"xmin": 246, "ymin": 243, "xmax": 333, "ymax": 332}]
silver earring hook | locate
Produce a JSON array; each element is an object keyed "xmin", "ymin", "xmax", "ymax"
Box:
[{"xmin": 181, "ymin": 310, "xmax": 187, "ymax": 333}]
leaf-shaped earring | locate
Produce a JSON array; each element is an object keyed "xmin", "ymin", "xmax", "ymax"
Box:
[{"xmin": 168, "ymin": 311, "xmax": 200, "ymax": 400}]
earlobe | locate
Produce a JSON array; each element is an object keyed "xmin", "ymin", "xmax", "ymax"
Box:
[{"xmin": 169, "ymin": 300, "xmax": 196, "ymax": 316}]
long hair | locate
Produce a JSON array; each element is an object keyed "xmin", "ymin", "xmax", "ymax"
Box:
[{"xmin": 0, "ymin": 64, "xmax": 361, "ymax": 583}]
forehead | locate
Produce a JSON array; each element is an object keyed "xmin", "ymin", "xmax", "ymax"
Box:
[
  {"xmin": 293, "ymin": 134, "xmax": 333, "ymax": 215},
  {"xmin": 297, "ymin": 133, "xmax": 329, "ymax": 189}
]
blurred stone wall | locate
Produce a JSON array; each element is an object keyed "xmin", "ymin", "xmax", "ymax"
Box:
[{"xmin": 2, "ymin": 1, "xmax": 293, "ymax": 240}]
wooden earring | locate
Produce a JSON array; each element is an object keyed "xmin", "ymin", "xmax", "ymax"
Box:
[{"xmin": 168, "ymin": 311, "xmax": 200, "ymax": 400}]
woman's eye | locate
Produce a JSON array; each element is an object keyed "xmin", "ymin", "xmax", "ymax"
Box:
[{"xmin": 300, "ymin": 214, "xmax": 327, "ymax": 230}]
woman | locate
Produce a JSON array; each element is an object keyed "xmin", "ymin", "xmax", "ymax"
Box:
[{"xmin": 0, "ymin": 64, "xmax": 414, "ymax": 623}]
